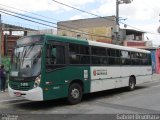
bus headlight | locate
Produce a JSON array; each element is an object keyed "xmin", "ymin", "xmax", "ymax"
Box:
[{"xmin": 34, "ymin": 75, "xmax": 41, "ymax": 88}]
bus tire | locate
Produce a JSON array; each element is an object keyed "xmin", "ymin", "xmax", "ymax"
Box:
[
  {"xmin": 67, "ymin": 83, "xmax": 82, "ymax": 105},
  {"xmin": 128, "ymin": 77, "xmax": 136, "ymax": 91}
]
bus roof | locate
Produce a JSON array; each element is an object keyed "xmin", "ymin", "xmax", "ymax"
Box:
[
  {"xmin": 44, "ymin": 34, "xmax": 150, "ymax": 54},
  {"xmin": 89, "ymin": 40, "xmax": 150, "ymax": 54},
  {"xmin": 45, "ymin": 34, "xmax": 88, "ymax": 45}
]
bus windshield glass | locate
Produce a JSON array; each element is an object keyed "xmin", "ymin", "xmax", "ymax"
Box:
[{"xmin": 10, "ymin": 44, "xmax": 42, "ymax": 77}]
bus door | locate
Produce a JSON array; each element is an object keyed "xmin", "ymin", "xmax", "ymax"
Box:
[{"xmin": 44, "ymin": 41, "xmax": 68, "ymax": 99}]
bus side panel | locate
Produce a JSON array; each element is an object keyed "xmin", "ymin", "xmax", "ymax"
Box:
[
  {"xmin": 42, "ymin": 66, "xmax": 90, "ymax": 101},
  {"xmin": 120, "ymin": 66, "xmax": 152, "ymax": 84},
  {"xmin": 90, "ymin": 66, "xmax": 122, "ymax": 92},
  {"xmin": 90, "ymin": 66, "xmax": 152, "ymax": 93}
]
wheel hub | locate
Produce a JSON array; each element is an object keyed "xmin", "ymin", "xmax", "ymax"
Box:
[{"xmin": 71, "ymin": 88, "xmax": 79, "ymax": 99}]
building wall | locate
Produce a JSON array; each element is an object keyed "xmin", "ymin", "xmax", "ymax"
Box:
[
  {"xmin": 27, "ymin": 29, "xmax": 57, "ymax": 35},
  {"xmin": 149, "ymin": 48, "xmax": 160, "ymax": 74},
  {"xmin": 155, "ymin": 48, "xmax": 160, "ymax": 74},
  {"xmin": 2, "ymin": 34, "xmax": 20, "ymax": 56},
  {"xmin": 151, "ymin": 50, "xmax": 156, "ymax": 73},
  {"xmin": 57, "ymin": 16, "xmax": 116, "ymax": 43}
]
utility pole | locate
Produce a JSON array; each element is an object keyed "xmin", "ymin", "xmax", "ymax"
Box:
[
  {"xmin": 115, "ymin": 0, "xmax": 119, "ymax": 45},
  {"xmin": 115, "ymin": 0, "xmax": 133, "ymax": 45}
]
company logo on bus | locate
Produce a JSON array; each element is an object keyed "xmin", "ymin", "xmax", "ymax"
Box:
[{"xmin": 93, "ymin": 69, "xmax": 108, "ymax": 76}]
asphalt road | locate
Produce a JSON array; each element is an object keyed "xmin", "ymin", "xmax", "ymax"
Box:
[{"xmin": 1, "ymin": 75, "xmax": 160, "ymax": 120}]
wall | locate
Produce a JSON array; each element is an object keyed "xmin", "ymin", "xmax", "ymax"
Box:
[
  {"xmin": 155, "ymin": 48, "xmax": 160, "ymax": 74},
  {"xmin": 151, "ymin": 50, "xmax": 156, "ymax": 73},
  {"xmin": 2, "ymin": 34, "xmax": 20, "ymax": 56},
  {"xmin": 57, "ymin": 16, "xmax": 116, "ymax": 42},
  {"xmin": 150, "ymin": 48, "xmax": 160, "ymax": 74}
]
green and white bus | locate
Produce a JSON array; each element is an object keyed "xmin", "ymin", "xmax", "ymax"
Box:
[{"xmin": 8, "ymin": 34, "xmax": 152, "ymax": 104}]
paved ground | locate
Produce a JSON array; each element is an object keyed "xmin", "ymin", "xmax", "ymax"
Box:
[
  {"xmin": 0, "ymin": 74, "xmax": 159, "ymax": 102},
  {"xmin": 0, "ymin": 74, "xmax": 160, "ymax": 120}
]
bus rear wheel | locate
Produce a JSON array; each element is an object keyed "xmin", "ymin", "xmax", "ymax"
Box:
[
  {"xmin": 128, "ymin": 77, "xmax": 136, "ymax": 91},
  {"xmin": 67, "ymin": 83, "xmax": 82, "ymax": 105}
]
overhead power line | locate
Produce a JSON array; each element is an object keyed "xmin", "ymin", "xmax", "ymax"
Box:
[
  {"xmin": 0, "ymin": 3, "xmax": 114, "ymax": 33},
  {"xmin": 0, "ymin": 7, "xmax": 112, "ymax": 38},
  {"xmin": 51, "ymin": 0, "xmax": 160, "ymax": 35},
  {"xmin": 0, "ymin": 4, "xmax": 95, "ymax": 31},
  {"xmin": 0, "ymin": 3, "xmax": 59, "ymax": 22},
  {"xmin": 0, "ymin": 8, "xmax": 56, "ymax": 26},
  {"xmin": 51, "ymin": 0, "xmax": 115, "ymax": 22},
  {"xmin": 0, "ymin": 8, "xmax": 112, "ymax": 39},
  {"xmin": 0, "ymin": 10, "xmax": 55, "ymax": 28},
  {"xmin": 0, "ymin": 2, "xmax": 159, "ymax": 36}
]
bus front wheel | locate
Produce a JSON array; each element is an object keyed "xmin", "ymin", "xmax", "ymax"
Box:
[
  {"xmin": 67, "ymin": 83, "xmax": 82, "ymax": 105},
  {"xmin": 128, "ymin": 77, "xmax": 136, "ymax": 91}
]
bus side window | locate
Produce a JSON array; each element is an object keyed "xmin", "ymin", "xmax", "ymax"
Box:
[
  {"xmin": 51, "ymin": 47, "xmax": 57, "ymax": 64},
  {"xmin": 56, "ymin": 46, "xmax": 65, "ymax": 64},
  {"xmin": 46, "ymin": 44, "xmax": 65, "ymax": 70},
  {"xmin": 46, "ymin": 45, "xmax": 51, "ymax": 64}
]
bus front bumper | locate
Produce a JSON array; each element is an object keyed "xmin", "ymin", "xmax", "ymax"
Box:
[{"xmin": 8, "ymin": 85, "xmax": 43, "ymax": 101}]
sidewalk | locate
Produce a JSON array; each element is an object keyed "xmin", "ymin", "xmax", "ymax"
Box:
[
  {"xmin": 152, "ymin": 73, "xmax": 160, "ymax": 81},
  {"xmin": 0, "ymin": 89, "xmax": 10, "ymax": 101}
]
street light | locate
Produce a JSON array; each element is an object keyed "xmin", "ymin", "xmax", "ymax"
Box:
[{"xmin": 115, "ymin": 0, "xmax": 133, "ymax": 44}]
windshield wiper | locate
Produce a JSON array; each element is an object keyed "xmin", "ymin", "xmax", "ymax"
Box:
[
  {"xmin": 15, "ymin": 52, "xmax": 20, "ymax": 70},
  {"xmin": 21, "ymin": 45, "xmax": 34, "ymax": 67}
]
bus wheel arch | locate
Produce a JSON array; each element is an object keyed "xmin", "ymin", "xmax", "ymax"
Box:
[
  {"xmin": 128, "ymin": 75, "xmax": 136, "ymax": 91},
  {"xmin": 67, "ymin": 80, "xmax": 83, "ymax": 105}
]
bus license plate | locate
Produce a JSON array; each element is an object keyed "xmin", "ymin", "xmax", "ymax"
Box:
[{"xmin": 15, "ymin": 92, "xmax": 22, "ymax": 97}]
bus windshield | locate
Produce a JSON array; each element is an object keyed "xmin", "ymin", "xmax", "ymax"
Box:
[{"xmin": 10, "ymin": 44, "xmax": 42, "ymax": 77}]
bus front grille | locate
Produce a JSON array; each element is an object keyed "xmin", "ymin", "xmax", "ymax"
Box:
[{"xmin": 10, "ymin": 84, "xmax": 31, "ymax": 91}]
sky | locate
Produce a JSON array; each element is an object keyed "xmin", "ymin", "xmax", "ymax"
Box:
[{"xmin": 0, "ymin": 0, "xmax": 160, "ymax": 46}]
